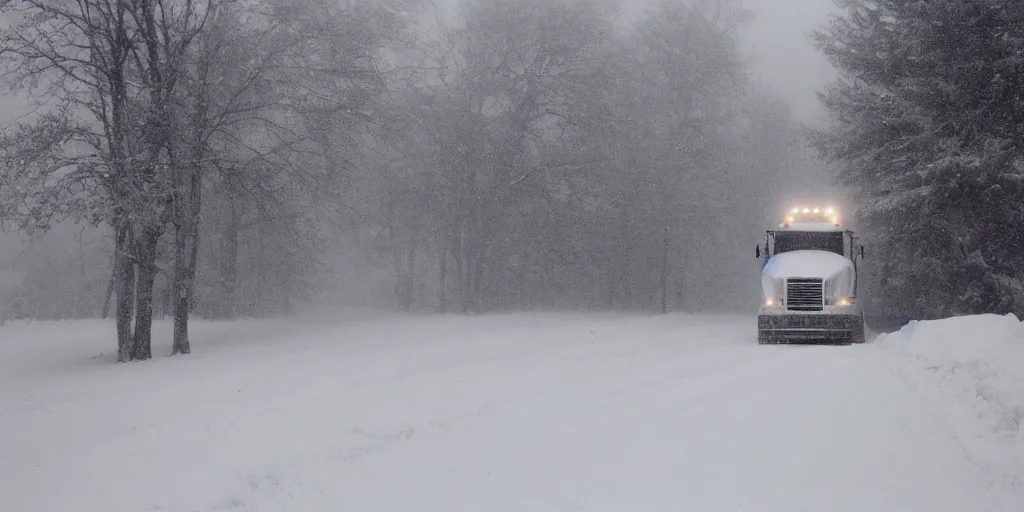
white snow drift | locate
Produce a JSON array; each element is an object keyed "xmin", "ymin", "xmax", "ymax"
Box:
[{"xmin": 872, "ymin": 313, "xmax": 1024, "ymax": 484}]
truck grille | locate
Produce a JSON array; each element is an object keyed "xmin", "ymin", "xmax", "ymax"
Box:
[{"xmin": 786, "ymin": 278, "xmax": 823, "ymax": 311}]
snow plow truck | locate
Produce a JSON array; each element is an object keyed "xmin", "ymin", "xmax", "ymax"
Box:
[{"xmin": 756, "ymin": 206, "xmax": 866, "ymax": 345}]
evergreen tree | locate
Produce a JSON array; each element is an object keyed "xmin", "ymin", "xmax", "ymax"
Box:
[{"xmin": 814, "ymin": 0, "xmax": 1024, "ymax": 320}]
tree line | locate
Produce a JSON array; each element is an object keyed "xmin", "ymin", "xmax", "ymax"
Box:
[{"xmin": 0, "ymin": 0, "xmax": 822, "ymax": 360}]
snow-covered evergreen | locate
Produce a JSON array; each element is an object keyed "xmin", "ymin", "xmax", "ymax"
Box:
[{"xmin": 815, "ymin": 0, "xmax": 1024, "ymax": 320}]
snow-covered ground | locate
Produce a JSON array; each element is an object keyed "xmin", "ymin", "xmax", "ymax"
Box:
[{"xmin": 2, "ymin": 310, "xmax": 1022, "ymax": 511}]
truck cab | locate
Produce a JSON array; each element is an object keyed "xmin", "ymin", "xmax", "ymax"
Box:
[{"xmin": 756, "ymin": 206, "xmax": 865, "ymax": 345}]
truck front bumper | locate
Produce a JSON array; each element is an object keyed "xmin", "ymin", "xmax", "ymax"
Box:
[{"xmin": 757, "ymin": 306, "xmax": 864, "ymax": 345}]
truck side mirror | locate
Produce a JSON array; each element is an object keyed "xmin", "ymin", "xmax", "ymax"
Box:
[
  {"xmin": 860, "ymin": 245, "xmax": 865, "ymax": 258},
  {"xmin": 755, "ymin": 245, "xmax": 761, "ymax": 258}
]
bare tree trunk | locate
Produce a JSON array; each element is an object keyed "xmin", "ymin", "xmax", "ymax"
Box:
[
  {"xmin": 130, "ymin": 227, "xmax": 160, "ymax": 361},
  {"xmin": 495, "ymin": 242, "xmax": 506, "ymax": 310},
  {"xmin": 186, "ymin": 169, "xmax": 202, "ymax": 314},
  {"xmin": 114, "ymin": 224, "xmax": 135, "ymax": 362},
  {"xmin": 187, "ymin": 227, "xmax": 200, "ymax": 316},
  {"xmin": 612, "ymin": 208, "xmax": 631, "ymax": 309},
  {"xmin": 605, "ymin": 262, "xmax": 616, "ymax": 310},
  {"xmin": 165, "ymin": 279, "xmax": 172, "ymax": 318},
  {"xmin": 452, "ymin": 231, "xmax": 470, "ymax": 314},
  {"xmin": 404, "ymin": 232, "xmax": 415, "ymax": 310},
  {"xmin": 172, "ymin": 166, "xmax": 201, "ymax": 355},
  {"xmin": 391, "ymin": 241, "xmax": 405, "ymax": 311},
  {"xmin": 461, "ymin": 251, "xmax": 478, "ymax": 314},
  {"xmin": 103, "ymin": 249, "xmax": 116, "ymax": 320},
  {"xmin": 219, "ymin": 195, "xmax": 240, "ymax": 319},
  {"xmin": 74, "ymin": 227, "xmax": 86, "ymax": 318},
  {"xmin": 133, "ymin": 259, "xmax": 139, "ymax": 319},
  {"xmin": 469, "ymin": 246, "xmax": 486, "ymax": 313},
  {"xmin": 172, "ymin": 222, "xmax": 189, "ymax": 352},
  {"xmin": 660, "ymin": 228, "xmax": 669, "ymax": 315},
  {"xmin": 438, "ymin": 241, "xmax": 447, "ymax": 314},
  {"xmin": 251, "ymin": 223, "xmax": 266, "ymax": 316}
]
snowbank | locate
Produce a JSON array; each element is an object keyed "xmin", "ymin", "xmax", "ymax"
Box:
[{"xmin": 874, "ymin": 313, "xmax": 1024, "ymax": 480}]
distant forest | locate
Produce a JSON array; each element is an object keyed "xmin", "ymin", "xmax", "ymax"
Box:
[{"xmin": 3, "ymin": 0, "xmax": 1019, "ymax": 359}]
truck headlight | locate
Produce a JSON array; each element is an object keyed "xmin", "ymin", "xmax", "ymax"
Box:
[
  {"xmin": 762, "ymin": 276, "xmax": 784, "ymax": 302},
  {"xmin": 835, "ymin": 297, "xmax": 854, "ymax": 306},
  {"xmin": 763, "ymin": 296, "xmax": 778, "ymax": 307}
]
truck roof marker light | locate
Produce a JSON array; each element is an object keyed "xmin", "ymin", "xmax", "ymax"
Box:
[
  {"xmin": 813, "ymin": 207, "xmax": 820, "ymax": 213},
  {"xmin": 791, "ymin": 207, "xmax": 799, "ymax": 214},
  {"xmin": 803, "ymin": 208, "xmax": 810, "ymax": 213}
]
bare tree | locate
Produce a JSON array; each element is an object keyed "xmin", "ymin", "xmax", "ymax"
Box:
[{"xmin": 0, "ymin": 0, "xmax": 216, "ymax": 360}]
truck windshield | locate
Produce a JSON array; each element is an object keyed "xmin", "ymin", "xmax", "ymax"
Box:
[{"xmin": 774, "ymin": 231, "xmax": 844, "ymax": 256}]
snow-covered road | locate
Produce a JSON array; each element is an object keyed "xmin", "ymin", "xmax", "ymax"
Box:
[{"xmin": 2, "ymin": 312, "xmax": 1021, "ymax": 511}]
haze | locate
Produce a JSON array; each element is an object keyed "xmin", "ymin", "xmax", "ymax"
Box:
[
  {"xmin": 0, "ymin": 0, "xmax": 842, "ymax": 322},
  {"xmin": 4, "ymin": 2, "xmax": 1023, "ymax": 511}
]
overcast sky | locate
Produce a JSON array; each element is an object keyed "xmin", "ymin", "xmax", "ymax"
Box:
[
  {"xmin": 735, "ymin": 0, "xmax": 839, "ymax": 123},
  {"xmin": 611, "ymin": 0, "xmax": 840, "ymax": 123},
  {"xmin": 433, "ymin": 0, "xmax": 840, "ymax": 123},
  {"xmin": 0, "ymin": 0, "xmax": 839, "ymax": 126}
]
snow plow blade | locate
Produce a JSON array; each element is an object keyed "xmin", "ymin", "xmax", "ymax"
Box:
[{"xmin": 758, "ymin": 314, "xmax": 865, "ymax": 345}]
